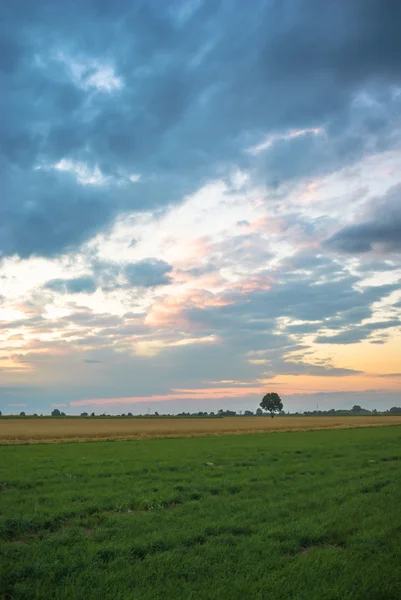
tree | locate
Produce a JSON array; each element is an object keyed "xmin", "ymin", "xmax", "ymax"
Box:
[
  {"xmin": 256, "ymin": 407, "xmax": 263, "ymax": 416},
  {"xmin": 260, "ymin": 393, "xmax": 283, "ymax": 418},
  {"xmin": 20, "ymin": 411, "xmax": 26, "ymax": 416},
  {"xmin": 352, "ymin": 405, "xmax": 362, "ymax": 412},
  {"xmin": 0, "ymin": 411, "xmax": 2, "ymax": 417},
  {"xmin": 51, "ymin": 409, "xmax": 61, "ymax": 417},
  {"xmin": 244, "ymin": 410, "xmax": 253, "ymax": 416},
  {"xmin": 81, "ymin": 412, "xmax": 88, "ymax": 417}
]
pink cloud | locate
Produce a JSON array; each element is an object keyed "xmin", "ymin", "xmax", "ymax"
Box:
[
  {"xmin": 246, "ymin": 214, "xmax": 320, "ymax": 250},
  {"xmin": 145, "ymin": 288, "xmax": 233, "ymax": 328},
  {"xmin": 229, "ymin": 274, "xmax": 272, "ymax": 294},
  {"xmin": 247, "ymin": 215, "xmax": 283, "ymax": 235},
  {"xmin": 171, "ymin": 236, "xmax": 211, "ymax": 269},
  {"xmin": 70, "ymin": 385, "xmax": 265, "ymax": 407}
]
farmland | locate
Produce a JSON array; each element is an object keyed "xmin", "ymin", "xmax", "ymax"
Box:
[
  {"xmin": 1, "ymin": 415, "xmax": 401, "ymax": 444},
  {"xmin": 1, "ymin": 426, "xmax": 400, "ymax": 599}
]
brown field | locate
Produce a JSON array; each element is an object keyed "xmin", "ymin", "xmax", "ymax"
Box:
[{"xmin": 1, "ymin": 415, "xmax": 401, "ymax": 444}]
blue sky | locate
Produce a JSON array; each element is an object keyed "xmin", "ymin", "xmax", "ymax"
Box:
[{"xmin": 1, "ymin": 0, "xmax": 400, "ymax": 414}]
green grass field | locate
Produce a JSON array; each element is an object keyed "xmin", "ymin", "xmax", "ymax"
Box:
[{"xmin": 1, "ymin": 427, "xmax": 400, "ymax": 600}]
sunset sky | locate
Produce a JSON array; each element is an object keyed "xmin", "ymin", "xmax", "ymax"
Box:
[{"xmin": 1, "ymin": 0, "xmax": 400, "ymax": 415}]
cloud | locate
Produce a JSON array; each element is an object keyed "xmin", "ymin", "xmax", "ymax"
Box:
[
  {"xmin": 375, "ymin": 373, "xmax": 401, "ymax": 378},
  {"xmin": 124, "ymin": 259, "xmax": 173, "ymax": 287},
  {"xmin": 263, "ymin": 360, "xmax": 362, "ymax": 378},
  {"xmin": 185, "ymin": 274, "xmax": 399, "ymax": 330},
  {"xmin": 70, "ymin": 385, "xmax": 266, "ymax": 407},
  {"xmin": 44, "ymin": 276, "xmax": 97, "ymax": 294},
  {"xmin": 50, "ymin": 160, "xmax": 109, "ymax": 186},
  {"xmin": 325, "ymin": 184, "xmax": 401, "ymax": 254},
  {"xmin": 55, "ymin": 51, "xmax": 123, "ymax": 93},
  {"xmin": 315, "ymin": 319, "xmax": 401, "ymax": 344},
  {"xmin": 2, "ymin": 1, "xmax": 401, "ymax": 258}
]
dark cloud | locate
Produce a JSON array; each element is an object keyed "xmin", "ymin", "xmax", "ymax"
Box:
[
  {"xmin": 230, "ymin": 278, "xmax": 397, "ymax": 324},
  {"xmin": 179, "ymin": 264, "xmax": 218, "ymax": 278},
  {"xmin": 44, "ymin": 276, "xmax": 97, "ymax": 294},
  {"xmin": 2, "ymin": 0, "xmax": 401, "ymax": 257},
  {"xmin": 264, "ymin": 360, "xmax": 362, "ymax": 378},
  {"xmin": 83, "ymin": 359, "xmax": 103, "ymax": 364},
  {"xmin": 375, "ymin": 372, "xmax": 401, "ymax": 378},
  {"xmin": 315, "ymin": 319, "xmax": 400, "ymax": 345},
  {"xmin": 184, "ymin": 263, "xmax": 399, "ymax": 351},
  {"xmin": 355, "ymin": 260, "xmax": 399, "ymax": 273},
  {"xmin": 124, "ymin": 259, "xmax": 173, "ymax": 287},
  {"xmin": 286, "ymin": 323, "xmax": 325, "ymax": 335},
  {"xmin": 325, "ymin": 184, "xmax": 401, "ymax": 254}
]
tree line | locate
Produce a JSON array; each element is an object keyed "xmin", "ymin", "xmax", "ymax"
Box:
[{"xmin": 1, "ymin": 393, "xmax": 400, "ymax": 417}]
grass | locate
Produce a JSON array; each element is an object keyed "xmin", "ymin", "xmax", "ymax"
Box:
[
  {"xmin": 0, "ymin": 426, "xmax": 400, "ymax": 599},
  {"xmin": 1, "ymin": 415, "xmax": 401, "ymax": 444}
]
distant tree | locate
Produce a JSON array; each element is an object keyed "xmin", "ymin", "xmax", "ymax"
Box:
[
  {"xmin": 352, "ymin": 405, "xmax": 363, "ymax": 412},
  {"xmin": 60, "ymin": 412, "xmax": 66, "ymax": 417},
  {"xmin": 51, "ymin": 409, "xmax": 61, "ymax": 417},
  {"xmin": 127, "ymin": 412, "xmax": 133, "ymax": 417},
  {"xmin": 0, "ymin": 410, "xmax": 2, "ymax": 417},
  {"xmin": 244, "ymin": 410, "xmax": 253, "ymax": 416},
  {"xmin": 81, "ymin": 412, "xmax": 88, "ymax": 417},
  {"xmin": 20, "ymin": 411, "xmax": 26, "ymax": 416},
  {"xmin": 91, "ymin": 412, "xmax": 95, "ymax": 417},
  {"xmin": 389, "ymin": 406, "xmax": 401, "ymax": 414},
  {"xmin": 256, "ymin": 408, "xmax": 263, "ymax": 416},
  {"xmin": 155, "ymin": 411, "xmax": 159, "ymax": 416},
  {"xmin": 209, "ymin": 412, "xmax": 215, "ymax": 416},
  {"xmin": 260, "ymin": 393, "xmax": 283, "ymax": 418}
]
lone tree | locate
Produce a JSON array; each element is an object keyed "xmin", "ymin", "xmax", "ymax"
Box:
[
  {"xmin": 51, "ymin": 408, "xmax": 61, "ymax": 417},
  {"xmin": 260, "ymin": 392, "xmax": 283, "ymax": 418}
]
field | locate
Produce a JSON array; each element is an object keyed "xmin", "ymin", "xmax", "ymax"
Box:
[
  {"xmin": 1, "ymin": 426, "xmax": 400, "ymax": 599},
  {"xmin": 1, "ymin": 415, "xmax": 401, "ymax": 444}
]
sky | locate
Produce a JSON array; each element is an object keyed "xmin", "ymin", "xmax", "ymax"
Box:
[{"xmin": 1, "ymin": 0, "xmax": 401, "ymax": 415}]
